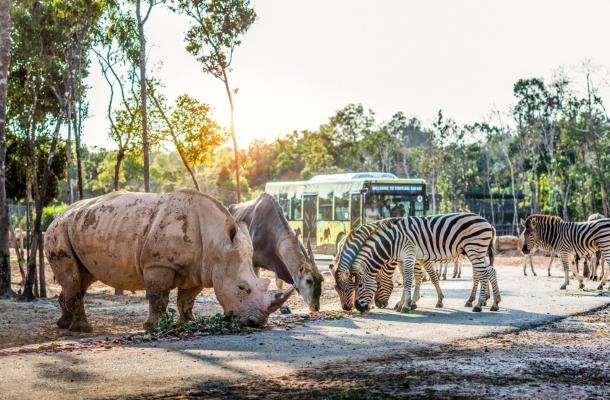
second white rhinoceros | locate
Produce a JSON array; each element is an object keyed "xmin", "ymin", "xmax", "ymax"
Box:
[{"xmin": 44, "ymin": 189, "xmax": 294, "ymax": 332}]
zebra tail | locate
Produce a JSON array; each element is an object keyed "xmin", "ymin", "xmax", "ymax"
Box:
[{"xmin": 487, "ymin": 226, "xmax": 497, "ymax": 267}]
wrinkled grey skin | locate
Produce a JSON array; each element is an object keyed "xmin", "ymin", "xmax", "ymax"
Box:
[
  {"xmin": 229, "ymin": 193, "xmax": 324, "ymax": 313},
  {"xmin": 45, "ymin": 190, "xmax": 294, "ymax": 332}
]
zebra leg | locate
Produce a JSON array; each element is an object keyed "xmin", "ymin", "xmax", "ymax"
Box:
[
  {"xmin": 572, "ymin": 254, "xmax": 585, "ymax": 289},
  {"xmin": 458, "ymin": 257, "xmax": 462, "ymax": 278},
  {"xmin": 421, "ymin": 260, "xmax": 444, "ymax": 308},
  {"xmin": 559, "ymin": 252, "xmax": 571, "ymax": 290},
  {"xmin": 466, "ymin": 270, "xmax": 479, "ymax": 308},
  {"xmin": 466, "ymin": 249, "xmax": 491, "ymax": 312},
  {"xmin": 530, "ymin": 254, "xmax": 537, "ymax": 276},
  {"xmin": 548, "ymin": 251, "xmax": 555, "ymax": 277},
  {"xmin": 523, "ymin": 256, "xmax": 527, "ymax": 276},
  {"xmin": 396, "ymin": 252, "xmax": 416, "ymax": 313},
  {"xmin": 596, "ymin": 252, "xmax": 609, "ymax": 291},
  {"xmin": 410, "ymin": 262, "xmax": 423, "ymax": 310},
  {"xmin": 442, "ymin": 263, "xmax": 447, "ymax": 280},
  {"xmin": 452, "ymin": 258, "xmax": 459, "ymax": 279},
  {"xmin": 488, "ymin": 267, "xmax": 501, "ymax": 311}
]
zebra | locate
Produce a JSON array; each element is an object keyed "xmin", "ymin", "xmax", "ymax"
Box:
[
  {"xmin": 520, "ymin": 214, "xmax": 610, "ymax": 290},
  {"xmin": 586, "ymin": 214, "xmax": 606, "ymax": 281},
  {"xmin": 330, "ymin": 221, "xmax": 445, "ymax": 311},
  {"xmin": 352, "ymin": 213, "xmax": 499, "ymax": 314},
  {"xmin": 519, "ymin": 232, "xmax": 555, "ymax": 277}
]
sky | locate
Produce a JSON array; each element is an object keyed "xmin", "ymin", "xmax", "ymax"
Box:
[{"xmin": 80, "ymin": 0, "xmax": 610, "ymax": 150}]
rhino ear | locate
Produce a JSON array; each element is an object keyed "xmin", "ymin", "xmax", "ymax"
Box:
[
  {"xmin": 306, "ymin": 238, "xmax": 315, "ymax": 261},
  {"xmin": 224, "ymin": 221, "xmax": 239, "ymax": 245}
]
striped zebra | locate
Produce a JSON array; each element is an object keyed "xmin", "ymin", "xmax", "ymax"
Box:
[
  {"xmin": 520, "ymin": 214, "xmax": 610, "ymax": 290},
  {"xmin": 330, "ymin": 221, "xmax": 445, "ymax": 311},
  {"xmin": 586, "ymin": 214, "xmax": 606, "ymax": 281},
  {"xmin": 352, "ymin": 213, "xmax": 499, "ymax": 314},
  {"xmin": 519, "ymin": 232, "xmax": 555, "ymax": 277}
]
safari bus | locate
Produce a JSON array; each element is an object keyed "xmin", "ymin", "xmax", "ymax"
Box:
[{"xmin": 265, "ymin": 172, "xmax": 428, "ymax": 255}]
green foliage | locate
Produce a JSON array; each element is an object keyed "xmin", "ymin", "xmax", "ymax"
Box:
[{"xmin": 145, "ymin": 309, "xmax": 252, "ymax": 336}]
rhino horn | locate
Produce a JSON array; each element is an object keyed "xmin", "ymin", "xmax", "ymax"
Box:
[{"xmin": 267, "ymin": 285, "xmax": 296, "ymax": 314}]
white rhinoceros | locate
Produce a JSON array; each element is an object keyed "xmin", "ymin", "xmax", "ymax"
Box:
[{"xmin": 44, "ymin": 189, "xmax": 294, "ymax": 332}]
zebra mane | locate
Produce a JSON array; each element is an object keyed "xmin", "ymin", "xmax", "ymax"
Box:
[
  {"xmin": 335, "ymin": 220, "xmax": 390, "ymax": 275},
  {"xmin": 343, "ymin": 219, "xmax": 397, "ymax": 273},
  {"xmin": 524, "ymin": 214, "xmax": 563, "ymax": 228}
]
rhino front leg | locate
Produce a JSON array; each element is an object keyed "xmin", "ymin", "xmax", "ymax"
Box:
[
  {"xmin": 143, "ymin": 267, "xmax": 176, "ymax": 329},
  {"xmin": 177, "ymin": 285, "xmax": 204, "ymax": 322}
]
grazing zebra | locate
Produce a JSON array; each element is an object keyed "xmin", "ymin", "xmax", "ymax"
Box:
[
  {"xmin": 521, "ymin": 214, "xmax": 610, "ymax": 290},
  {"xmin": 519, "ymin": 232, "xmax": 555, "ymax": 277},
  {"xmin": 352, "ymin": 213, "xmax": 499, "ymax": 314},
  {"xmin": 330, "ymin": 221, "xmax": 445, "ymax": 311}
]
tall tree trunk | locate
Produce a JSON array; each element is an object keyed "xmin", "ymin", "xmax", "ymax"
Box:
[
  {"xmin": 222, "ymin": 68, "xmax": 241, "ymax": 202},
  {"xmin": 9, "ymin": 219, "xmax": 25, "ymax": 284},
  {"xmin": 66, "ymin": 100, "xmax": 73, "ymax": 205},
  {"xmin": 74, "ymin": 114, "xmax": 83, "ymax": 201},
  {"xmin": 136, "ymin": 0, "xmax": 150, "ymax": 193},
  {"xmin": 38, "ymin": 229, "xmax": 45, "ymax": 297},
  {"xmin": 0, "ymin": 0, "xmax": 13, "ymax": 297},
  {"xmin": 114, "ymin": 148, "xmax": 124, "ymax": 192},
  {"xmin": 18, "ymin": 200, "xmax": 24, "ymax": 260},
  {"xmin": 22, "ymin": 10, "xmax": 88, "ymax": 300}
]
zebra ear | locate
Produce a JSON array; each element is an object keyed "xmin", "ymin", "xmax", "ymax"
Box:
[
  {"xmin": 339, "ymin": 270, "xmax": 351, "ymax": 280},
  {"xmin": 520, "ymin": 218, "xmax": 526, "ymax": 227}
]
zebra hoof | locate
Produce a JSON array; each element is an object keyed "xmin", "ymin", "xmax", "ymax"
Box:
[
  {"xmin": 465, "ymin": 301, "xmax": 473, "ymax": 307},
  {"xmin": 400, "ymin": 306, "xmax": 411, "ymax": 314},
  {"xmin": 394, "ymin": 302, "xmax": 403, "ymax": 311},
  {"xmin": 410, "ymin": 303, "xmax": 417, "ymax": 310},
  {"xmin": 490, "ymin": 305, "xmax": 499, "ymax": 312},
  {"xmin": 533, "ymin": 273, "xmax": 537, "ymax": 277},
  {"xmin": 458, "ymin": 274, "xmax": 461, "ymax": 278},
  {"xmin": 560, "ymin": 285, "xmax": 567, "ymax": 290},
  {"xmin": 548, "ymin": 272, "xmax": 551, "ymax": 277},
  {"xmin": 435, "ymin": 302, "xmax": 443, "ymax": 308},
  {"xmin": 442, "ymin": 277, "xmax": 446, "ymax": 281},
  {"xmin": 524, "ymin": 273, "xmax": 527, "ymax": 276},
  {"xmin": 472, "ymin": 306, "xmax": 482, "ymax": 313},
  {"xmin": 579, "ymin": 284, "xmax": 585, "ymax": 290},
  {"xmin": 597, "ymin": 285, "xmax": 604, "ymax": 291}
]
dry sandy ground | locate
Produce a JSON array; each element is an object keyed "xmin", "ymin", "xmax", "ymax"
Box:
[
  {"xmin": 2, "ymin": 254, "xmax": 610, "ymax": 399},
  {"xmin": 147, "ymin": 306, "xmax": 610, "ymax": 399}
]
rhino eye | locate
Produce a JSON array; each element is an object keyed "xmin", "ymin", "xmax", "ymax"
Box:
[
  {"xmin": 306, "ymin": 279, "xmax": 313, "ymax": 285},
  {"xmin": 238, "ymin": 285, "xmax": 245, "ymax": 291}
]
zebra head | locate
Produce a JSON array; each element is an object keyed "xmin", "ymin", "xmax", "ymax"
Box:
[
  {"xmin": 354, "ymin": 268, "xmax": 377, "ymax": 313},
  {"xmin": 329, "ymin": 263, "xmax": 356, "ymax": 311},
  {"xmin": 520, "ymin": 217, "xmax": 538, "ymax": 255}
]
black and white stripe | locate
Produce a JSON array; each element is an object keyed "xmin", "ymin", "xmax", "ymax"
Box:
[
  {"xmin": 521, "ymin": 214, "xmax": 610, "ymax": 290},
  {"xmin": 353, "ymin": 213, "xmax": 499, "ymax": 313}
]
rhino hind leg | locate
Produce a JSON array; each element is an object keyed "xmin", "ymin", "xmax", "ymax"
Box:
[
  {"xmin": 57, "ymin": 291, "xmax": 72, "ymax": 329},
  {"xmin": 177, "ymin": 285, "xmax": 203, "ymax": 322},
  {"xmin": 143, "ymin": 267, "xmax": 176, "ymax": 329}
]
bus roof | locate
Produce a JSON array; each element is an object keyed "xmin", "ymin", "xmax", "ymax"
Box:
[
  {"xmin": 265, "ymin": 173, "xmax": 426, "ymax": 193},
  {"xmin": 309, "ymin": 172, "xmax": 398, "ymax": 181}
]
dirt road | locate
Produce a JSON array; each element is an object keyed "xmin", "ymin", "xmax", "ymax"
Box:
[{"xmin": 1, "ymin": 257, "xmax": 609, "ymax": 399}]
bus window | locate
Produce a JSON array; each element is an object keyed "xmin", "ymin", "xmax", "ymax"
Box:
[
  {"xmin": 350, "ymin": 193, "xmax": 362, "ymax": 229},
  {"xmin": 303, "ymin": 194, "xmax": 317, "ymax": 246},
  {"xmin": 319, "ymin": 189, "xmax": 333, "ymax": 221},
  {"xmin": 364, "ymin": 198, "xmax": 381, "ymax": 223},
  {"xmin": 414, "ymin": 196, "xmax": 425, "ymax": 216},
  {"xmin": 291, "ymin": 196, "xmax": 302, "ymax": 221},
  {"xmin": 335, "ymin": 191, "xmax": 349, "ymax": 221},
  {"xmin": 278, "ymin": 194, "xmax": 289, "ymax": 219}
]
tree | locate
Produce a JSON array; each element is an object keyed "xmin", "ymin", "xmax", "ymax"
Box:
[
  {"xmin": 20, "ymin": 0, "xmax": 95, "ymax": 301},
  {"xmin": 0, "ymin": 0, "xmax": 13, "ymax": 298},
  {"xmin": 149, "ymin": 87, "xmax": 229, "ymax": 191},
  {"xmin": 173, "ymin": 0, "xmax": 257, "ymax": 202}
]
